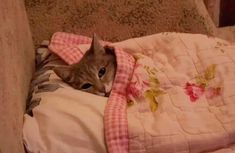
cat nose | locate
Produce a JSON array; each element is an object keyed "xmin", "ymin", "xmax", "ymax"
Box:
[{"xmin": 104, "ymin": 82, "xmax": 112, "ymax": 93}]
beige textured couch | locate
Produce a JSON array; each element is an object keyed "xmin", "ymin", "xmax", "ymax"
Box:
[{"xmin": 0, "ymin": 0, "xmax": 34, "ymax": 153}]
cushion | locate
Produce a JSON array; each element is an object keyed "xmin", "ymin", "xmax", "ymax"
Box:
[{"xmin": 23, "ymin": 41, "xmax": 108, "ymax": 153}]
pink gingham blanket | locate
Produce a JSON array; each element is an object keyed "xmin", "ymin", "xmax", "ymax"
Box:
[
  {"xmin": 49, "ymin": 32, "xmax": 235, "ymax": 153},
  {"xmin": 49, "ymin": 32, "xmax": 135, "ymax": 153}
]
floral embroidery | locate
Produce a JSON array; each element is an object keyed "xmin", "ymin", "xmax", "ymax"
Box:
[
  {"xmin": 127, "ymin": 68, "xmax": 150, "ymax": 98},
  {"xmin": 144, "ymin": 89, "xmax": 165, "ymax": 112},
  {"xmin": 127, "ymin": 55, "xmax": 165, "ymax": 112},
  {"xmin": 205, "ymin": 87, "xmax": 221, "ymax": 99},
  {"xmin": 185, "ymin": 64, "xmax": 221, "ymax": 102},
  {"xmin": 144, "ymin": 65, "xmax": 158, "ymax": 76},
  {"xmin": 127, "ymin": 81, "xmax": 144, "ymax": 98},
  {"xmin": 185, "ymin": 83, "xmax": 205, "ymax": 102}
]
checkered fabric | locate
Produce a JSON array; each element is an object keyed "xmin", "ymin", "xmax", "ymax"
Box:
[
  {"xmin": 49, "ymin": 32, "xmax": 91, "ymax": 64},
  {"xmin": 48, "ymin": 32, "xmax": 135, "ymax": 153},
  {"xmin": 105, "ymin": 47, "xmax": 135, "ymax": 153}
]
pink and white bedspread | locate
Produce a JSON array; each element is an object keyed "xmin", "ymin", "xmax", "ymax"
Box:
[{"xmin": 49, "ymin": 32, "xmax": 235, "ymax": 153}]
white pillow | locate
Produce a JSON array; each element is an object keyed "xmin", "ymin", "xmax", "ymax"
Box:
[{"xmin": 23, "ymin": 84, "xmax": 108, "ymax": 153}]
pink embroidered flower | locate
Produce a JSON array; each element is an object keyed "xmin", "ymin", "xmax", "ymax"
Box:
[
  {"xmin": 205, "ymin": 87, "xmax": 221, "ymax": 99},
  {"xmin": 127, "ymin": 82, "xmax": 142, "ymax": 98},
  {"xmin": 127, "ymin": 71, "xmax": 149, "ymax": 98},
  {"xmin": 185, "ymin": 82, "xmax": 205, "ymax": 102}
]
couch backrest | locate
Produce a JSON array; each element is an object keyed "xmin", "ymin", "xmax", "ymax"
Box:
[{"xmin": 0, "ymin": 0, "xmax": 34, "ymax": 152}]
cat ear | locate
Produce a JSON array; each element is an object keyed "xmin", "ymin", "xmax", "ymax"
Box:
[
  {"xmin": 53, "ymin": 66, "xmax": 75, "ymax": 83},
  {"xmin": 90, "ymin": 33, "xmax": 105, "ymax": 55}
]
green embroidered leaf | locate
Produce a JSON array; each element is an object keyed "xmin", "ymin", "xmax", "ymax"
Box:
[
  {"xmin": 127, "ymin": 100, "xmax": 134, "ymax": 107},
  {"xmin": 204, "ymin": 64, "xmax": 216, "ymax": 80},
  {"xmin": 144, "ymin": 89, "xmax": 165, "ymax": 112},
  {"xmin": 144, "ymin": 90, "xmax": 152, "ymax": 97},
  {"xmin": 144, "ymin": 66, "xmax": 157, "ymax": 76},
  {"xmin": 150, "ymin": 98, "xmax": 158, "ymax": 112},
  {"xmin": 150, "ymin": 68, "xmax": 158, "ymax": 75},
  {"xmin": 149, "ymin": 77, "xmax": 160, "ymax": 89},
  {"xmin": 144, "ymin": 90, "xmax": 158, "ymax": 112},
  {"xmin": 196, "ymin": 76, "xmax": 208, "ymax": 87},
  {"xmin": 151, "ymin": 89, "xmax": 166, "ymax": 96},
  {"xmin": 144, "ymin": 66, "xmax": 151, "ymax": 75}
]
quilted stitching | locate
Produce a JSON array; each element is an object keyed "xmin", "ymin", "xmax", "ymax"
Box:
[{"xmin": 49, "ymin": 32, "xmax": 135, "ymax": 153}]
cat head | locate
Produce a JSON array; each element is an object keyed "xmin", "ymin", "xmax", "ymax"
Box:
[{"xmin": 54, "ymin": 34, "xmax": 116, "ymax": 97}]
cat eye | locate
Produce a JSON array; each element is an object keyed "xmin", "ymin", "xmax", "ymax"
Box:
[
  {"xmin": 98, "ymin": 67, "xmax": 106, "ymax": 78},
  {"xmin": 81, "ymin": 83, "xmax": 92, "ymax": 89}
]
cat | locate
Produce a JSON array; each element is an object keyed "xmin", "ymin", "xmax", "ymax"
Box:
[{"xmin": 53, "ymin": 34, "xmax": 117, "ymax": 97}]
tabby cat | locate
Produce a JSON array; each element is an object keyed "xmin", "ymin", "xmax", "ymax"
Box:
[{"xmin": 53, "ymin": 34, "xmax": 117, "ymax": 97}]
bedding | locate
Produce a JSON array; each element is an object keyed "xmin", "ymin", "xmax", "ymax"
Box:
[
  {"xmin": 24, "ymin": 32, "xmax": 235, "ymax": 153},
  {"xmin": 23, "ymin": 42, "xmax": 108, "ymax": 153}
]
